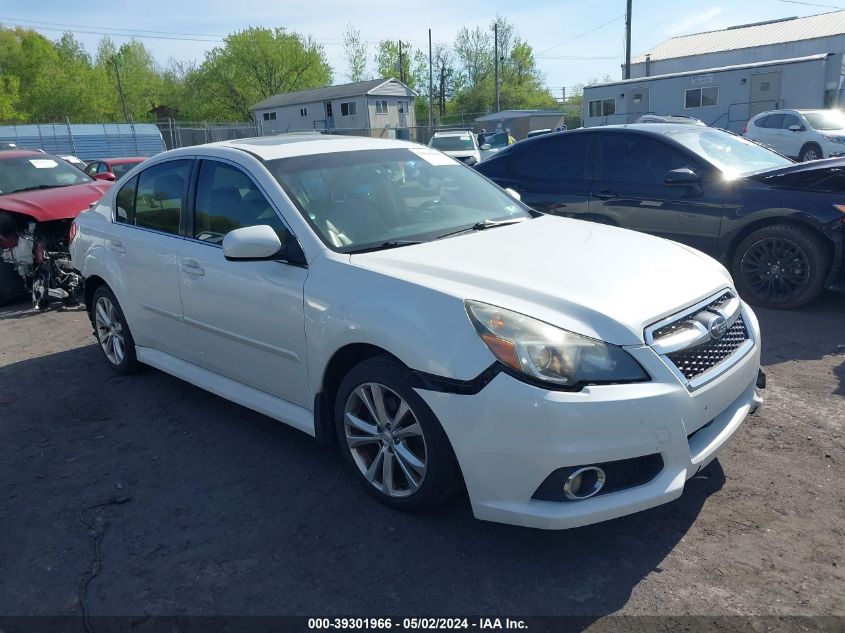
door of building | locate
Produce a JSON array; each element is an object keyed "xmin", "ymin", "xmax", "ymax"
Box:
[{"xmin": 749, "ymin": 72, "xmax": 781, "ymax": 118}]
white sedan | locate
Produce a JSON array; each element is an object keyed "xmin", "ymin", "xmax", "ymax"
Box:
[{"xmin": 70, "ymin": 134, "xmax": 763, "ymax": 529}]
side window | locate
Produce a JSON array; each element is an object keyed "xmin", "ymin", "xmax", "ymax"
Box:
[
  {"xmin": 85, "ymin": 162, "xmax": 99, "ymax": 176},
  {"xmin": 782, "ymin": 114, "xmax": 801, "ymax": 129},
  {"xmin": 763, "ymin": 113, "xmax": 785, "ymax": 129},
  {"xmin": 753, "ymin": 116, "xmax": 769, "ymax": 128},
  {"xmin": 97, "ymin": 162, "xmax": 109, "ymax": 174},
  {"xmin": 115, "ymin": 176, "xmax": 137, "ymax": 224},
  {"xmin": 517, "ymin": 134, "xmax": 591, "ymax": 180},
  {"xmin": 600, "ymin": 134, "xmax": 692, "ymax": 184},
  {"xmin": 193, "ymin": 160, "xmax": 288, "ymax": 245},
  {"xmin": 134, "ymin": 160, "xmax": 190, "ymax": 235}
]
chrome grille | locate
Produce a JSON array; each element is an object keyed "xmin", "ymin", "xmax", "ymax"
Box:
[
  {"xmin": 666, "ymin": 316, "xmax": 749, "ymax": 380},
  {"xmin": 645, "ymin": 289, "xmax": 754, "ymax": 389}
]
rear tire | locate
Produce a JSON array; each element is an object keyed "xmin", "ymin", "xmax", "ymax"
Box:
[
  {"xmin": 732, "ymin": 223, "xmax": 831, "ymax": 309},
  {"xmin": 91, "ymin": 285, "xmax": 139, "ymax": 374},
  {"xmin": 799, "ymin": 143, "xmax": 822, "ymax": 162},
  {"xmin": 334, "ymin": 356, "xmax": 458, "ymax": 511}
]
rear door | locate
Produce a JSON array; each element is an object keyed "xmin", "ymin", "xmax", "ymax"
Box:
[
  {"xmin": 177, "ymin": 158, "xmax": 310, "ymax": 408},
  {"xmin": 107, "ymin": 159, "xmax": 193, "ymax": 360},
  {"xmin": 482, "ymin": 133, "xmax": 593, "ymax": 217},
  {"xmin": 588, "ymin": 132, "xmax": 724, "ymax": 252},
  {"xmin": 757, "ymin": 113, "xmax": 786, "ymax": 154},
  {"xmin": 779, "ymin": 113, "xmax": 806, "ymax": 159}
]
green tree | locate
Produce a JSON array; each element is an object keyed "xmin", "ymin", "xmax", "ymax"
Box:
[
  {"xmin": 374, "ymin": 40, "xmax": 426, "ymax": 89},
  {"xmin": 191, "ymin": 27, "xmax": 332, "ymax": 121},
  {"xmin": 342, "ymin": 23, "xmax": 368, "ymax": 82}
]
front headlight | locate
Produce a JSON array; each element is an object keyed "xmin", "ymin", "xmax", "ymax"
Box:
[
  {"xmin": 465, "ymin": 300, "xmax": 648, "ymax": 388},
  {"xmin": 822, "ymin": 135, "xmax": 845, "ymax": 144}
]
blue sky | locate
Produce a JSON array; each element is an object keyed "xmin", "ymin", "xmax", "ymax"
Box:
[{"xmin": 0, "ymin": 0, "xmax": 834, "ymax": 92}]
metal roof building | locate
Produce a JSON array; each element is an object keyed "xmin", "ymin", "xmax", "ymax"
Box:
[{"xmin": 630, "ymin": 11, "xmax": 845, "ymax": 78}]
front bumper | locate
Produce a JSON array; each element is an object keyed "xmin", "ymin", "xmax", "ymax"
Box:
[{"xmin": 415, "ymin": 306, "xmax": 762, "ymax": 530}]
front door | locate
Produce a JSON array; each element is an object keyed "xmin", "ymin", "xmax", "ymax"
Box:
[
  {"xmin": 589, "ymin": 132, "xmax": 723, "ymax": 253},
  {"xmin": 177, "ymin": 159, "xmax": 310, "ymax": 408},
  {"xmin": 749, "ymin": 72, "xmax": 781, "ymax": 118}
]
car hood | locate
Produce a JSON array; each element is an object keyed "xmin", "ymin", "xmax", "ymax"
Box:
[
  {"xmin": 750, "ymin": 156, "xmax": 845, "ymax": 179},
  {"xmin": 0, "ymin": 181, "xmax": 112, "ymax": 222},
  {"xmin": 351, "ymin": 216, "xmax": 733, "ymax": 345}
]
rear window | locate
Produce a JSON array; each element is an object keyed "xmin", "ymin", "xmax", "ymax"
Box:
[{"xmin": 429, "ymin": 134, "xmax": 475, "ymax": 152}]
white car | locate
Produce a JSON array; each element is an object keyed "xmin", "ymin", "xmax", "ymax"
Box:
[
  {"xmin": 70, "ymin": 135, "xmax": 763, "ymax": 530},
  {"xmin": 428, "ymin": 130, "xmax": 481, "ymax": 165},
  {"xmin": 745, "ymin": 109, "xmax": 845, "ymax": 161}
]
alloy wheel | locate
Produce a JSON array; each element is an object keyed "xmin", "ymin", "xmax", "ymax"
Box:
[
  {"xmin": 94, "ymin": 295, "xmax": 125, "ymax": 365},
  {"xmin": 739, "ymin": 237, "xmax": 810, "ymax": 304},
  {"xmin": 343, "ymin": 382, "xmax": 428, "ymax": 498}
]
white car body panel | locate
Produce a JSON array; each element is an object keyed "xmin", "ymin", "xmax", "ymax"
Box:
[{"xmin": 71, "ymin": 135, "xmax": 762, "ymax": 529}]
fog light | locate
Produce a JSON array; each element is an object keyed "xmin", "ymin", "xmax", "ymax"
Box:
[{"xmin": 563, "ymin": 466, "xmax": 606, "ymax": 500}]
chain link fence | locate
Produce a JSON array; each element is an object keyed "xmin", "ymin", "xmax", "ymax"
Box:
[{"xmin": 156, "ymin": 120, "xmax": 259, "ymax": 150}]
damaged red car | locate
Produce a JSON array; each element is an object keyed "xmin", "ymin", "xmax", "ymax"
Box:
[{"xmin": 0, "ymin": 151, "xmax": 112, "ymax": 308}]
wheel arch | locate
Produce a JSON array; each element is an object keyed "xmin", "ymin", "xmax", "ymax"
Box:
[
  {"xmin": 726, "ymin": 215, "xmax": 834, "ymax": 267},
  {"xmin": 83, "ymin": 274, "xmax": 108, "ymax": 319},
  {"xmin": 314, "ymin": 343, "xmax": 404, "ymax": 445}
]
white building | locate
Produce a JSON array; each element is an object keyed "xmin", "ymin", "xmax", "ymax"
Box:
[
  {"xmin": 251, "ymin": 78, "xmax": 417, "ymax": 138},
  {"xmin": 584, "ymin": 12, "xmax": 845, "ymax": 131}
]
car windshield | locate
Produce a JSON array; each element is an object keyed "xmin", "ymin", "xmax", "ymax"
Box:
[
  {"xmin": 266, "ymin": 147, "xmax": 532, "ymax": 252},
  {"xmin": 665, "ymin": 129, "xmax": 793, "ymax": 177},
  {"xmin": 486, "ymin": 132, "xmax": 509, "ymax": 148},
  {"xmin": 0, "ymin": 155, "xmax": 91, "ymax": 194},
  {"xmin": 802, "ymin": 110, "xmax": 845, "ymax": 131},
  {"xmin": 429, "ymin": 134, "xmax": 475, "ymax": 151},
  {"xmin": 111, "ymin": 162, "xmax": 139, "ymax": 178}
]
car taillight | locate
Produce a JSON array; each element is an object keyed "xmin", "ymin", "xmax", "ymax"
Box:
[
  {"xmin": 69, "ymin": 220, "xmax": 78, "ymax": 243},
  {"xmin": 742, "ymin": 123, "xmax": 748, "ymax": 135}
]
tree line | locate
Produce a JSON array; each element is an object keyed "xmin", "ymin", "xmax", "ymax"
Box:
[{"xmin": 0, "ymin": 17, "xmax": 557, "ymax": 125}]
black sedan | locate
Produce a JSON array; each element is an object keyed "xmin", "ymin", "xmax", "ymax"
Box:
[{"xmin": 475, "ymin": 124, "xmax": 845, "ymax": 309}]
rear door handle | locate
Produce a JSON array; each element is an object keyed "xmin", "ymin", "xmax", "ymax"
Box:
[
  {"xmin": 107, "ymin": 239, "xmax": 125, "ymax": 254},
  {"xmin": 181, "ymin": 259, "xmax": 205, "ymax": 276},
  {"xmin": 596, "ymin": 191, "xmax": 616, "ymax": 201}
]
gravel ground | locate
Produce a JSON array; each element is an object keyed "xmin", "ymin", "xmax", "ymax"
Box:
[{"xmin": 0, "ymin": 292, "xmax": 842, "ymax": 622}]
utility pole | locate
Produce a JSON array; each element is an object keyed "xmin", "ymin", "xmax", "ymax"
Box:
[
  {"xmin": 428, "ymin": 29, "xmax": 433, "ymax": 127},
  {"xmin": 624, "ymin": 0, "xmax": 633, "ymax": 79},
  {"xmin": 494, "ymin": 22, "xmax": 500, "ymax": 112},
  {"xmin": 112, "ymin": 57, "xmax": 130, "ymax": 123},
  {"xmin": 398, "ymin": 40, "xmax": 404, "ymax": 83}
]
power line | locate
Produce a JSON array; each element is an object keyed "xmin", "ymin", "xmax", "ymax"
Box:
[
  {"xmin": 0, "ymin": 20, "xmax": 225, "ymax": 42},
  {"xmin": 536, "ymin": 54, "xmax": 619, "ymax": 60},
  {"xmin": 777, "ymin": 0, "xmax": 845, "ymax": 8},
  {"xmin": 0, "ymin": 15, "xmax": 227, "ymax": 38},
  {"xmin": 537, "ymin": 15, "xmax": 625, "ymax": 55}
]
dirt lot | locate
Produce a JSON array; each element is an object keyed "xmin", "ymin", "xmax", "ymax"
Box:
[{"xmin": 0, "ymin": 291, "xmax": 843, "ymax": 623}]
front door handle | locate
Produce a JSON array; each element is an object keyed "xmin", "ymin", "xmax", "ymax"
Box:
[
  {"xmin": 181, "ymin": 259, "xmax": 205, "ymax": 276},
  {"xmin": 596, "ymin": 191, "xmax": 616, "ymax": 201},
  {"xmin": 107, "ymin": 239, "xmax": 125, "ymax": 254}
]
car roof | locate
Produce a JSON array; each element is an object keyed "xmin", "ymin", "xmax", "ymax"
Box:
[
  {"xmin": 185, "ymin": 134, "xmax": 422, "ymax": 161},
  {"xmin": 101, "ymin": 157, "xmax": 146, "ymax": 163},
  {"xmin": 750, "ymin": 109, "xmax": 831, "ymax": 118},
  {"xmin": 432, "ymin": 130, "xmax": 473, "ymax": 137},
  {"xmin": 0, "ymin": 149, "xmax": 58, "ymax": 160}
]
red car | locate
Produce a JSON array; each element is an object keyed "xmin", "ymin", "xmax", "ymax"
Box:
[
  {"xmin": 84, "ymin": 156, "xmax": 146, "ymax": 181},
  {"xmin": 0, "ymin": 151, "xmax": 112, "ymax": 308}
]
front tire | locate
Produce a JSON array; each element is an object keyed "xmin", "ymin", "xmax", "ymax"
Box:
[
  {"xmin": 732, "ymin": 223, "xmax": 831, "ymax": 309},
  {"xmin": 334, "ymin": 356, "xmax": 457, "ymax": 511},
  {"xmin": 91, "ymin": 286, "xmax": 139, "ymax": 374},
  {"xmin": 799, "ymin": 143, "xmax": 822, "ymax": 162}
]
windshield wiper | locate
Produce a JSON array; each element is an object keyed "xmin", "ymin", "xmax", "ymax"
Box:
[
  {"xmin": 348, "ymin": 240, "xmax": 425, "ymax": 254},
  {"xmin": 9, "ymin": 184, "xmax": 73, "ymax": 193},
  {"xmin": 434, "ymin": 217, "xmax": 529, "ymax": 241}
]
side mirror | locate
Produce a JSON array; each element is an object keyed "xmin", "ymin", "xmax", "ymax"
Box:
[
  {"xmin": 788, "ymin": 124, "xmax": 803, "ymax": 132},
  {"xmin": 481, "ymin": 143, "xmax": 492, "ymax": 150},
  {"xmin": 223, "ymin": 224, "xmax": 283, "ymax": 261},
  {"xmin": 94, "ymin": 172, "xmax": 116, "ymax": 181},
  {"xmin": 505, "ymin": 187, "xmax": 521, "ymax": 201},
  {"xmin": 664, "ymin": 167, "xmax": 701, "ymax": 185}
]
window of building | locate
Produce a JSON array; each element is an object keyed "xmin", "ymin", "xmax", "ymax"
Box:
[
  {"xmin": 262, "ymin": 112, "xmax": 277, "ymax": 121},
  {"xmin": 685, "ymin": 86, "xmax": 719, "ymax": 108},
  {"xmin": 398, "ymin": 100, "xmax": 408, "ymax": 114},
  {"xmin": 300, "ymin": 107, "xmax": 308, "ymax": 117},
  {"xmin": 588, "ymin": 98, "xmax": 616, "ymax": 118},
  {"xmin": 325, "ymin": 101, "xmax": 333, "ymax": 117},
  {"xmin": 133, "ymin": 160, "xmax": 191, "ymax": 235},
  {"xmin": 375, "ymin": 99, "xmax": 389, "ymax": 114},
  {"xmin": 340, "ymin": 101, "xmax": 357, "ymax": 117}
]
